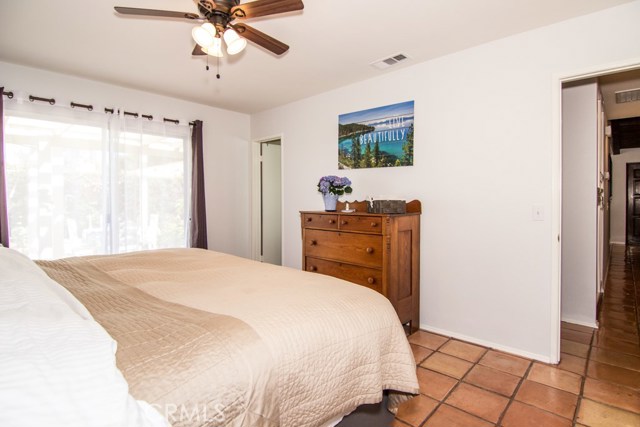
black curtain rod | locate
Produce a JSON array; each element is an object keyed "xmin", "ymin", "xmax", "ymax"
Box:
[
  {"xmin": 29, "ymin": 95, "xmax": 55, "ymax": 105},
  {"xmin": 122, "ymin": 111, "xmax": 153, "ymax": 121},
  {"xmin": 7, "ymin": 92, "xmax": 192, "ymax": 124},
  {"xmin": 163, "ymin": 118, "xmax": 197, "ymax": 126},
  {"xmin": 70, "ymin": 102, "xmax": 93, "ymax": 111}
]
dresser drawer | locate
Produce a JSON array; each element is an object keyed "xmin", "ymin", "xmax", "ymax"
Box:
[
  {"xmin": 338, "ymin": 215, "xmax": 383, "ymax": 234},
  {"xmin": 302, "ymin": 213, "xmax": 339, "ymax": 230},
  {"xmin": 304, "ymin": 229, "xmax": 382, "ymax": 267},
  {"xmin": 305, "ymin": 257, "xmax": 383, "ymax": 294}
]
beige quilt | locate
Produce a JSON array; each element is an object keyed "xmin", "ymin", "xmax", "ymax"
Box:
[{"xmin": 37, "ymin": 249, "xmax": 418, "ymax": 427}]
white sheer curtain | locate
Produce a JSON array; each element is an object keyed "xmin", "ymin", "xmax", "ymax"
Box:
[{"xmin": 3, "ymin": 98, "xmax": 191, "ymax": 259}]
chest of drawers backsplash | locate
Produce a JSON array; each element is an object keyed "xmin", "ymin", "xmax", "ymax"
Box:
[{"xmin": 300, "ymin": 200, "xmax": 421, "ymax": 332}]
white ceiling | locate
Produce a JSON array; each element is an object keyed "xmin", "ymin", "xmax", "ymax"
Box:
[{"xmin": 0, "ymin": 0, "xmax": 637, "ymax": 114}]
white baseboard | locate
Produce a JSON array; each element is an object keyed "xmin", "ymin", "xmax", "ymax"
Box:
[
  {"xmin": 419, "ymin": 324, "xmax": 553, "ymax": 364},
  {"xmin": 560, "ymin": 317, "xmax": 598, "ymax": 329}
]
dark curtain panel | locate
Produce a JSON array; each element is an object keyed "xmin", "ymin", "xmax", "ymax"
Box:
[
  {"xmin": 0, "ymin": 87, "xmax": 9, "ymax": 247},
  {"xmin": 190, "ymin": 120, "xmax": 208, "ymax": 249}
]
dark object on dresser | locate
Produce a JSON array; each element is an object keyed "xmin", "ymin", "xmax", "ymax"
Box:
[
  {"xmin": 300, "ymin": 200, "xmax": 421, "ymax": 332},
  {"xmin": 368, "ymin": 199, "xmax": 407, "ymax": 214}
]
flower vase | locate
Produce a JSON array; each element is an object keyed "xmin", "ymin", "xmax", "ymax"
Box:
[{"xmin": 323, "ymin": 193, "xmax": 339, "ymax": 212}]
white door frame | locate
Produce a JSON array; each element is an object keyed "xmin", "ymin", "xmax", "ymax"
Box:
[
  {"xmin": 596, "ymin": 92, "xmax": 605, "ymax": 298},
  {"xmin": 250, "ymin": 134, "xmax": 284, "ymax": 262},
  {"xmin": 551, "ymin": 58, "xmax": 640, "ymax": 364}
]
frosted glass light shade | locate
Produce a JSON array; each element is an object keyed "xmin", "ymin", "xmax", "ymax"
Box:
[
  {"xmin": 223, "ymin": 28, "xmax": 247, "ymax": 55},
  {"xmin": 192, "ymin": 23, "xmax": 216, "ymax": 47},
  {"xmin": 202, "ymin": 37, "xmax": 224, "ymax": 57}
]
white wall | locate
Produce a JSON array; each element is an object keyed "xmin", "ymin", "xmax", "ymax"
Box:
[
  {"xmin": 561, "ymin": 81, "xmax": 598, "ymax": 327},
  {"xmin": 251, "ymin": 1, "xmax": 640, "ymax": 361},
  {"xmin": 0, "ymin": 61, "xmax": 252, "ymax": 258},
  {"xmin": 610, "ymin": 148, "xmax": 640, "ymax": 243}
]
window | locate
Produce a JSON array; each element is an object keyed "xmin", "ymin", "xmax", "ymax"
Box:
[{"xmin": 4, "ymin": 102, "xmax": 191, "ymax": 259}]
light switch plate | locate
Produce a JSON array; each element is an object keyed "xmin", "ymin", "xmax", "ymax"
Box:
[{"xmin": 532, "ymin": 205, "xmax": 544, "ymax": 221}]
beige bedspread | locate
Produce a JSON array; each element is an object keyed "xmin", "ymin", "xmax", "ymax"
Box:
[{"xmin": 37, "ymin": 249, "xmax": 418, "ymax": 427}]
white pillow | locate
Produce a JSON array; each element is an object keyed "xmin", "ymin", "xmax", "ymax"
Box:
[
  {"xmin": 0, "ymin": 246, "xmax": 94, "ymax": 319},
  {"xmin": 0, "ymin": 247, "xmax": 169, "ymax": 427}
]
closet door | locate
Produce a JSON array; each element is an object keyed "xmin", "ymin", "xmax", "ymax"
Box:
[{"xmin": 261, "ymin": 140, "xmax": 282, "ymax": 265}]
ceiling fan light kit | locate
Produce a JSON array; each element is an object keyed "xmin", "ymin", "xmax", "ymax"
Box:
[
  {"xmin": 202, "ymin": 37, "xmax": 224, "ymax": 57},
  {"xmin": 192, "ymin": 22, "xmax": 243, "ymax": 56},
  {"xmin": 115, "ymin": 0, "xmax": 304, "ymax": 59},
  {"xmin": 192, "ymin": 23, "xmax": 217, "ymax": 48},
  {"xmin": 223, "ymin": 28, "xmax": 247, "ymax": 55}
]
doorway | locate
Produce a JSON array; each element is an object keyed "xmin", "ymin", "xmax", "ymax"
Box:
[
  {"xmin": 252, "ymin": 138, "xmax": 282, "ymax": 265},
  {"xmin": 626, "ymin": 162, "xmax": 640, "ymax": 245},
  {"xmin": 560, "ymin": 78, "xmax": 603, "ymax": 331},
  {"xmin": 555, "ymin": 62, "xmax": 640, "ymax": 363}
]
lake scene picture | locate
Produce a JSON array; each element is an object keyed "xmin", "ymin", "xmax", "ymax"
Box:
[{"xmin": 338, "ymin": 100, "xmax": 414, "ymax": 169}]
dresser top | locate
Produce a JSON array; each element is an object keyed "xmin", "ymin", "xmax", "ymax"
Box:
[{"xmin": 301, "ymin": 199, "xmax": 421, "ymax": 216}]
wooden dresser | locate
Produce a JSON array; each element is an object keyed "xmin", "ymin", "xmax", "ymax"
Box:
[{"xmin": 300, "ymin": 200, "xmax": 421, "ymax": 332}]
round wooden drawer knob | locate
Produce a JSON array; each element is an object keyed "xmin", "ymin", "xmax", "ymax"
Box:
[
  {"xmin": 367, "ymin": 277, "xmax": 376, "ymax": 284},
  {"xmin": 306, "ymin": 217, "xmax": 313, "ymax": 222},
  {"xmin": 309, "ymin": 266, "xmax": 317, "ymax": 272},
  {"xmin": 341, "ymin": 220, "xmax": 348, "ymax": 225},
  {"xmin": 366, "ymin": 247, "xmax": 374, "ymax": 254},
  {"xmin": 329, "ymin": 219, "xmax": 335, "ymax": 224},
  {"xmin": 310, "ymin": 240, "xmax": 317, "ymax": 246},
  {"xmin": 371, "ymin": 222, "xmax": 378, "ymax": 227}
]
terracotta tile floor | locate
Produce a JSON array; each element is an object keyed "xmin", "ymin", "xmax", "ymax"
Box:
[{"xmin": 394, "ymin": 244, "xmax": 640, "ymax": 426}]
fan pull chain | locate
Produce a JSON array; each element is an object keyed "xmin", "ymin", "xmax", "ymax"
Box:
[
  {"xmin": 217, "ymin": 55, "xmax": 221, "ymax": 79},
  {"xmin": 206, "ymin": 54, "xmax": 210, "ymax": 71}
]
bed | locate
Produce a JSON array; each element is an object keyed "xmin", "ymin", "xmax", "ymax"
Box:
[{"xmin": 0, "ymin": 246, "xmax": 418, "ymax": 427}]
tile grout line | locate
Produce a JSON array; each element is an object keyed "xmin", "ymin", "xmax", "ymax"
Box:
[
  {"xmin": 430, "ymin": 347, "xmax": 498, "ymax": 425},
  {"xmin": 415, "ymin": 341, "xmax": 497, "ymax": 426},
  {"xmin": 416, "ymin": 338, "xmax": 452, "ymax": 427},
  {"xmin": 454, "ymin": 346, "xmax": 508, "ymax": 426},
  {"xmin": 417, "ymin": 345, "xmax": 487, "ymax": 427},
  {"xmin": 419, "ymin": 345, "xmax": 522, "ymax": 426},
  {"xmin": 494, "ymin": 360, "xmax": 533, "ymax": 427},
  {"xmin": 571, "ymin": 328, "xmax": 596, "ymax": 427}
]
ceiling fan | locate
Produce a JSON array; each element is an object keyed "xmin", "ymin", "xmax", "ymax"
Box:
[{"xmin": 114, "ymin": 0, "xmax": 304, "ymax": 57}]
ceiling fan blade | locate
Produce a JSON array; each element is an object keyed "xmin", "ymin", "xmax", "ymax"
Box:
[
  {"xmin": 192, "ymin": 45, "xmax": 206, "ymax": 56},
  {"xmin": 232, "ymin": 23, "xmax": 289, "ymax": 55},
  {"xmin": 114, "ymin": 6, "xmax": 200, "ymax": 20},
  {"xmin": 230, "ymin": 0, "xmax": 303, "ymax": 19}
]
